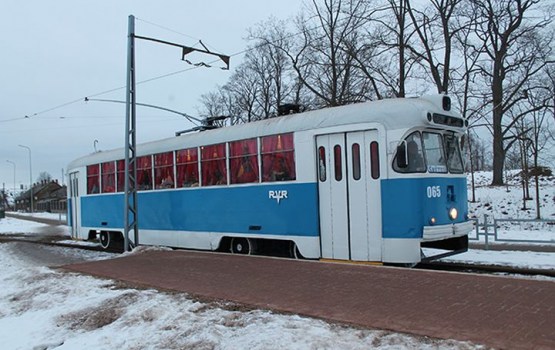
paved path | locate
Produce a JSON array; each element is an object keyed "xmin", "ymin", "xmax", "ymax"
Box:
[{"xmin": 63, "ymin": 250, "xmax": 555, "ymax": 349}]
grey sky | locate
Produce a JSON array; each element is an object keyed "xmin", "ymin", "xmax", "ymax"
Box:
[{"xmin": 0, "ymin": 0, "xmax": 302, "ymax": 190}]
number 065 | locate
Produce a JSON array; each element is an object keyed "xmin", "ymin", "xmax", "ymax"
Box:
[{"xmin": 427, "ymin": 186, "xmax": 441, "ymax": 198}]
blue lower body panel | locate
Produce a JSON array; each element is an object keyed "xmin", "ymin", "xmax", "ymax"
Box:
[{"xmin": 81, "ymin": 183, "xmax": 320, "ymax": 237}]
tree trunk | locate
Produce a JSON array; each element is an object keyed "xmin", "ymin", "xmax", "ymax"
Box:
[
  {"xmin": 534, "ymin": 152, "xmax": 541, "ymax": 219},
  {"xmin": 491, "ymin": 108, "xmax": 505, "ymax": 185},
  {"xmin": 491, "ymin": 52, "xmax": 505, "ymax": 186}
]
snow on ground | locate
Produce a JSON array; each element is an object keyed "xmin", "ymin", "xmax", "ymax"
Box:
[
  {"xmin": 431, "ymin": 171, "xmax": 555, "ymax": 269},
  {"xmin": 0, "ymin": 216, "xmax": 53, "ymax": 234},
  {"xmin": 0, "ymin": 171, "xmax": 553, "ymax": 349},
  {"xmin": 441, "ymin": 249, "xmax": 554, "ymax": 271},
  {"xmin": 12, "ymin": 211, "xmax": 67, "ymax": 221},
  {"xmin": 467, "ymin": 170, "xmax": 555, "ymax": 230},
  {"xmin": 0, "ymin": 243, "xmax": 480, "ymax": 350}
]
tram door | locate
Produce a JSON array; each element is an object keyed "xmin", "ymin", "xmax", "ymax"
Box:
[
  {"xmin": 68, "ymin": 172, "xmax": 80, "ymax": 239},
  {"xmin": 317, "ymin": 131, "xmax": 382, "ymax": 261}
]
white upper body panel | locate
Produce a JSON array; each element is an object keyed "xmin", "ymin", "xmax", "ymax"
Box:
[{"xmin": 67, "ymin": 95, "xmax": 463, "ymax": 171}]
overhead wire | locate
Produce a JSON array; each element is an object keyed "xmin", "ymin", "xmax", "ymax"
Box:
[{"xmin": 6, "ymin": 14, "xmax": 325, "ymax": 124}]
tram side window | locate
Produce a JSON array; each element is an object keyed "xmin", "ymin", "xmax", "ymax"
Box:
[
  {"xmin": 137, "ymin": 155, "xmax": 153, "ymax": 190},
  {"xmin": 101, "ymin": 161, "xmax": 116, "ymax": 193},
  {"xmin": 154, "ymin": 152, "xmax": 174, "ymax": 189},
  {"xmin": 423, "ymin": 132, "xmax": 447, "ymax": 173},
  {"xmin": 261, "ymin": 133, "xmax": 296, "ymax": 182},
  {"xmin": 87, "ymin": 164, "xmax": 100, "ymax": 194},
  {"xmin": 201, "ymin": 143, "xmax": 227, "ymax": 186},
  {"xmin": 394, "ymin": 132, "xmax": 426, "ymax": 173},
  {"xmin": 229, "ymin": 138, "xmax": 259, "ymax": 184},
  {"xmin": 176, "ymin": 148, "xmax": 199, "ymax": 187},
  {"xmin": 116, "ymin": 160, "xmax": 125, "ymax": 192}
]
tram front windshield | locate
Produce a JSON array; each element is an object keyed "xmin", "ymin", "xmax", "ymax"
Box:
[{"xmin": 394, "ymin": 131, "xmax": 464, "ymax": 174}]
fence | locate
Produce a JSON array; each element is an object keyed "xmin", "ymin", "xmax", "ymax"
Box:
[{"xmin": 469, "ymin": 214, "xmax": 555, "ymax": 249}]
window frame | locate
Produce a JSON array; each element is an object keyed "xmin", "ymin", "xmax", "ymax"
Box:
[
  {"xmin": 87, "ymin": 164, "xmax": 100, "ymax": 194},
  {"xmin": 101, "ymin": 161, "xmax": 116, "ymax": 193},
  {"xmin": 393, "ymin": 131, "xmax": 426, "ymax": 174},
  {"xmin": 229, "ymin": 138, "xmax": 259, "ymax": 185},
  {"xmin": 422, "ymin": 131, "xmax": 448, "ymax": 174},
  {"xmin": 176, "ymin": 147, "xmax": 199, "ymax": 188},
  {"xmin": 261, "ymin": 133, "xmax": 296, "ymax": 182},
  {"xmin": 154, "ymin": 151, "xmax": 175, "ymax": 189},
  {"xmin": 137, "ymin": 155, "xmax": 153, "ymax": 191},
  {"xmin": 201, "ymin": 143, "xmax": 227, "ymax": 186},
  {"xmin": 444, "ymin": 134, "xmax": 464, "ymax": 174}
]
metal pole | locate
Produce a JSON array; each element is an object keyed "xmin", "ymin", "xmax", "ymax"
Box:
[
  {"xmin": 124, "ymin": 15, "xmax": 138, "ymax": 252},
  {"xmin": 18, "ymin": 145, "xmax": 32, "ymax": 213},
  {"xmin": 6, "ymin": 160, "xmax": 15, "ymax": 210},
  {"xmin": 483, "ymin": 214, "xmax": 489, "ymax": 250}
]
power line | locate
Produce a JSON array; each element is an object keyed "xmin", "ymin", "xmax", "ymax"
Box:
[
  {"xmin": 136, "ymin": 17, "xmax": 200, "ymax": 41},
  {"xmin": 9, "ymin": 13, "xmax": 331, "ymax": 123}
]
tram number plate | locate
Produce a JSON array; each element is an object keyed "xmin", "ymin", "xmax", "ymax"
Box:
[{"xmin": 427, "ymin": 186, "xmax": 441, "ymax": 198}]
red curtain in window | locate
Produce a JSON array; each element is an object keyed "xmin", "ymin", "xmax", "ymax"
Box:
[
  {"xmin": 137, "ymin": 155, "xmax": 152, "ymax": 190},
  {"xmin": 229, "ymin": 139, "xmax": 258, "ymax": 184},
  {"xmin": 176, "ymin": 148, "xmax": 199, "ymax": 187},
  {"xmin": 116, "ymin": 160, "xmax": 125, "ymax": 192},
  {"xmin": 261, "ymin": 133, "xmax": 295, "ymax": 182},
  {"xmin": 101, "ymin": 162, "xmax": 116, "ymax": 193},
  {"xmin": 201, "ymin": 143, "xmax": 226, "ymax": 186},
  {"xmin": 87, "ymin": 164, "xmax": 100, "ymax": 194},
  {"xmin": 154, "ymin": 152, "xmax": 174, "ymax": 189}
]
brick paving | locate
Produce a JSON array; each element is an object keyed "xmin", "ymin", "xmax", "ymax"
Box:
[{"xmin": 63, "ymin": 250, "xmax": 555, "ymax": 349}]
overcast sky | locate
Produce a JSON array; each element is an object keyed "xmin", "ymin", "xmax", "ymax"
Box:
[{"xmin": 0, "ymin": 0, "xmax": 303, "ymax": 190}]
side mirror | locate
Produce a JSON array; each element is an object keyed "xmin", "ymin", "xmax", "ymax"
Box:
[{"xmin": 396, "ymin": 141, "xmax": 408, "ymax": 168}]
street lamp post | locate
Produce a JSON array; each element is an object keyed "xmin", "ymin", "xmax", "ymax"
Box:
[
  {"xmin": 18, "ymin": 145, "xmax": 33, "ymax": 213},
  {"xmin": 6, "ymin": 160, "xmax": 15, "ymax": 211}
]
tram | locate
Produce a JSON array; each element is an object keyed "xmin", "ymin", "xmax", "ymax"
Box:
[{"xmin": 67, "ymin": 94, "xmax": 472, "ymax": 264}]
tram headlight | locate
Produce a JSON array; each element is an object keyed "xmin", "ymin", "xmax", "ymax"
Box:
[
  {"xmin": 429, "ymin": 217, "xmax": 436, "ymax": 225},
  {"xmin": 449, "ymin": 208, "xmax": 458, "ymax": 220}
]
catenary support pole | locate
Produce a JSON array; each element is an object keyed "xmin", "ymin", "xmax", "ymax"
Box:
[{"xmin": 124, "ymin": 14, "xmax": 138, "ymax": 252}]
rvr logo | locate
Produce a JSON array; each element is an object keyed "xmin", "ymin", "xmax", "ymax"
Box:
[{"xmin": 269, "ymin": 190, "xmax": 288, "ymax": 204}]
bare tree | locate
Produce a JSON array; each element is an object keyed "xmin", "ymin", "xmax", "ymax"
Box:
[
  {"xmin": 406, "ymin": 0, "xmax": 467, "ymax": 94},
  {"xmin": 247, "ymin": 18, "xmax": 297, "ymax": 118},
  {"xmin": 36, "ymin": 171, "xmax": 52, "ymax": 183},
  {"xmin": 283, "ymin": 0, "xmax": 372, "ymax": 107},
  {"xmin": 471, "ymin": 0, "xmax": 554, "ymax": 185},
  {"xmin": 360, "ymin": 0, "xmax": 417, "ymax": 98},
  {"xmin": 517, "ymin": 75, "xmax": 555, "ymax": 218}
]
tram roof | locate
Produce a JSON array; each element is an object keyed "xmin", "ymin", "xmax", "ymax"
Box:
[{"xmin": 68, "ymin": 95, "xmax": 461, "ymax": 169}]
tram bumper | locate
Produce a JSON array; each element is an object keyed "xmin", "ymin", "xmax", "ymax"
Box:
[
  {"xmin": 420, "ymin": 220, "xmax": 473, "ymax": 261},
  {"xmin": 422, "ymin": 220, "xmax": 473, "ymax": 241}
]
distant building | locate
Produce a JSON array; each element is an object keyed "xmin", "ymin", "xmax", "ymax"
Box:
[{"xmin": 16, "ymin": 180, "xmax": 67, "ymax": 213}]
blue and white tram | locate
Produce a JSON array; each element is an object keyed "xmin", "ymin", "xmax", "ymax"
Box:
[{"xmin": 67, "ymin": 94, "xmax": 472, "ymax": 264}]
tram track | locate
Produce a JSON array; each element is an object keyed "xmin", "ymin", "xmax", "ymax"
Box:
[
  {"xmin": 1, "ymin": 234, "xmax": 552, "ymax": 279},
  {"xmin": 0, "ymin": 235, "xmax": 123, "ymax": 254},
  {"xmin": 416, "ymin": 260, "xmax": 555, "ymax": 278}
]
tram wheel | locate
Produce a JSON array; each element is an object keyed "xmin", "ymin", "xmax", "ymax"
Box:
[
  {"xmin": 230, "ymin": 237, "xmax": 253, "ymax": 255},
  {"xmin": 289, "ymin": 241, "xmax": 301, "ymax": 259},
  {"xmin": 99, "ymin": 231, "xmax": 111, "ymax": 249}
]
